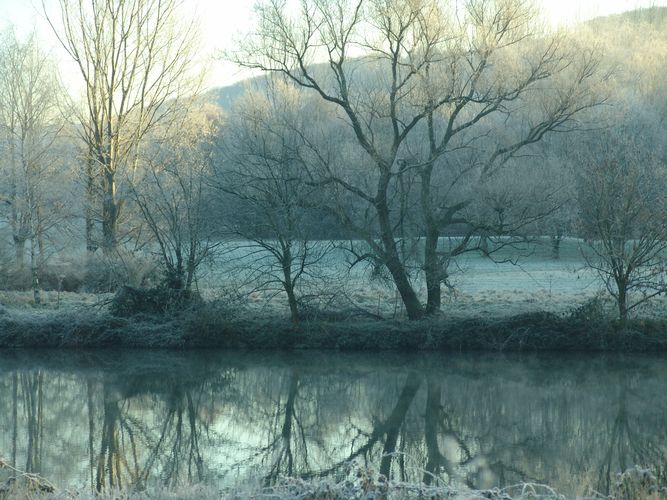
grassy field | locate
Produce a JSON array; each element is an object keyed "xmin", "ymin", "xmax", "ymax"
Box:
[{"xmin": 196, "ymin": 237, "xmax": 665, "ymax": 321}]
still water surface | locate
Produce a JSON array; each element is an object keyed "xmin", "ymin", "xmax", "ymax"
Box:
[{"xmin": 0, "ymin": 350, "xmax": 665, "ymax": 496}]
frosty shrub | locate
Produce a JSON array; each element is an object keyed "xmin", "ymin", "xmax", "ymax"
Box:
[
  {"xmin": 612, "ymin": 466, "xmax": 667, "ymax": 500},
  {"xmin": 82, "ymin": 251, "xmax": 160, "ymax": 292}
]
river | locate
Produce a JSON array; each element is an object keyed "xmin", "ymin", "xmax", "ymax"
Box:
[{"xmin": 0, "ymin": 350, "xmax": 665, "ymax": 496}]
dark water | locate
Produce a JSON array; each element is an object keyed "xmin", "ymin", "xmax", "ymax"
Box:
[{"xmin": 0, "ymin": 350, "xmax": 665, "ymax": 496}]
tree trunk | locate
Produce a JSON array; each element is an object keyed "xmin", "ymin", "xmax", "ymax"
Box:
[
  {"xmin": 186, "ymin": 245, "xmax": 197, "ymax": 292},
  {"xmin": 424, "ymin": 229, "xmax": 442, "ymax": 315},
  {"xmin": 617, "ymin": 281, "xmax": 628, "ymax": 324},
  {"xmin": 384, "ymin": 248, "xmax": 423, "ymax": 320},
  {"xmin": 285, "ymin": 283, "xmax": 300, "ymax": 323},
  {"xmin": 420, "ymin": 162, "xmax": 441, "ymax": 316},
  {"xmin": 30, "ymin": 238, "xmax": 41, "ymax": 305},
  {"xmin": 281, "ymin": 247, "xmax": 300, "ymax": 322},
  {"xmin": 376, "ymin": 184, "xmax": 423, "ymax": 320},
  {"xmin": 9, "ymin": 141, "xmax": 26, "ymax": 270},
  {"xmin": 86, "ymin": 155, "xmax": 97, "ymax": 253},
  {"xmin": 101, "ymin": 166, "xmax": 118, "ymax": 253},
  {"xmin": 13, "ymin": 236, "xmax": 26, "ymax": 270},
  {"xmin": 420, "ymin": 162, "xmax": 456, "ymax": 316},
  {"xmin": 479, "ymin": 233, "xmax": 490, "ymax": 255}
]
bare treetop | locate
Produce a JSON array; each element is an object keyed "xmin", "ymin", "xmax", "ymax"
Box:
[{"xmin": 43, "ymin": 0, "xmax": 204, "ymax": 251}]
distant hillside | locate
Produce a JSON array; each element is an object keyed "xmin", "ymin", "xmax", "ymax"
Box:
[
  {"xmin": 205, "ymin": 75, "xmax": 270, "ymax": 112},
  {"xmin": 205, "ymin": 6, "xmax": 667, "ymax": 114},
  {"xmin": 208, "ymin": 81, "xmax": 249, "ymax": 110},
  {"xmin": 586, "ymin": 6, "xmax": 667, "ymax": 29}
]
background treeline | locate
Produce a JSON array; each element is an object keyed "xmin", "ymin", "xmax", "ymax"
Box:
[{"xmin": 0, "ymin": 1, "xmax": 665, "ymax": 323}]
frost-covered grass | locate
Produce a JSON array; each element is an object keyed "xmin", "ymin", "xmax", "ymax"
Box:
[
  {"xmin": 199, "ymin": 237, "xmax": 666, "ymax": 321},
  {"xmin": 2, "ymin": 463, "xmax": 665, "ymax": 499},
  {"xmin": 0, "ymin": 303, "xmax": 193, "ymax": 348},
  {"xmin": 0, "ymin": 297, "xmax": 665, "ymax": 351},
  {"xmin": 0, "ymin": 290, "xmax": 108, "ymax": 309}
]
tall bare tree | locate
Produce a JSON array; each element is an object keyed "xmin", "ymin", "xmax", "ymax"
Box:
[
  {"xmin": 233, "ymin": 0, "xmax": 602, "ymax": 319},
  {"xmin": 44, "ymin": 0, "xmax": 203, "ymax": 253},
  {"xmin": 0, "ymin": 30, "xmax": 66, "ymax": 302},
  {"xmin": 412, "ymin": 2, "xmax": 602, "ymax": 313}
]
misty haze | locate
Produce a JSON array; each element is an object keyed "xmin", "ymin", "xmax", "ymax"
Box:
[{"xmin": 0, "ymin": 0, "xmax": 666, "ymax": 498}]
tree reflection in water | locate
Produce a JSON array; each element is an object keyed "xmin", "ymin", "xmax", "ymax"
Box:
[{"xmin": 0, "ymin": 351, "xmax": 665, "ymax": 497}]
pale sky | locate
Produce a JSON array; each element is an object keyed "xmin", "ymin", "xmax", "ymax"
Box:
[{"xmin": 0, "ymin": 0, "xmax": 665, "ymax": 90}]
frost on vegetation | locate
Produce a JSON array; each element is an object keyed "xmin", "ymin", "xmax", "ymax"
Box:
[
  {"xmin": 250, "ymin": 464, "xmax": 573, "ymax": 500},
  {"xmin": 5, "ymin": 462, "xmax": 654, "ymax": 500},
  {"xmin": 0, "ymin": 303, "xmax": 189, "ymax": 348},
  {"xmin": 611, "ymin": 466, "xmax": 667, "ymax": 500}
]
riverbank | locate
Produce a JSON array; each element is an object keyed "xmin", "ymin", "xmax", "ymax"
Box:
[{"xmin": 0, "ymin": 294, "xmax": 666, "ymax": 351}]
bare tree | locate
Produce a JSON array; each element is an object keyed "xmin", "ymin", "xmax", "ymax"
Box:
[
  {"xmin": 233, "ymin": 0, "xmax": 602, "ymax": 319},
  {"xmin": 216, "ymin": 82, "xmax": 335, "ymax": 322},
  {"xmin": 576, "ymin": 130, "xmax": 667, "ymax": 323},
  {"xmin": 413, "ymin": 5, "xmax": 602, "ymax": 313},
  {"xmin": 0, "ymin": 30, "xmax": 67, "ymax": 303},
  {"xmin": 131, "ymin": 103, "xmax": 221, "ymax": 294},
  {"xmin": 44, "ymin": 0, "xmax": 203, "ymax": 253}
]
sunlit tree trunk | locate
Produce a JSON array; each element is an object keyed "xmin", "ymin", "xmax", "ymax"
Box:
[{"xmin": 85, "ymin": 153, "xmax": 98, "ymax": 253}]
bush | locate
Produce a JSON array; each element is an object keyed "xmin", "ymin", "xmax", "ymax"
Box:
[
  {"xmin": 612, "ymin": 466, "xmax": 667, "ymax": 500},
  {"xmin": 83, "ymin": 252, "xmax": 160, "ymax": 292},
  {"xmin": 568, "ymin": 295, "xmax": 608, "ymax": 323},
  {"xmin": 182, "ymin": 302, "xmax": 240, "ymax": 347},
  {"xmin": 110, "ymin": 286, "xmax": 202, "ymax": 317}
]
